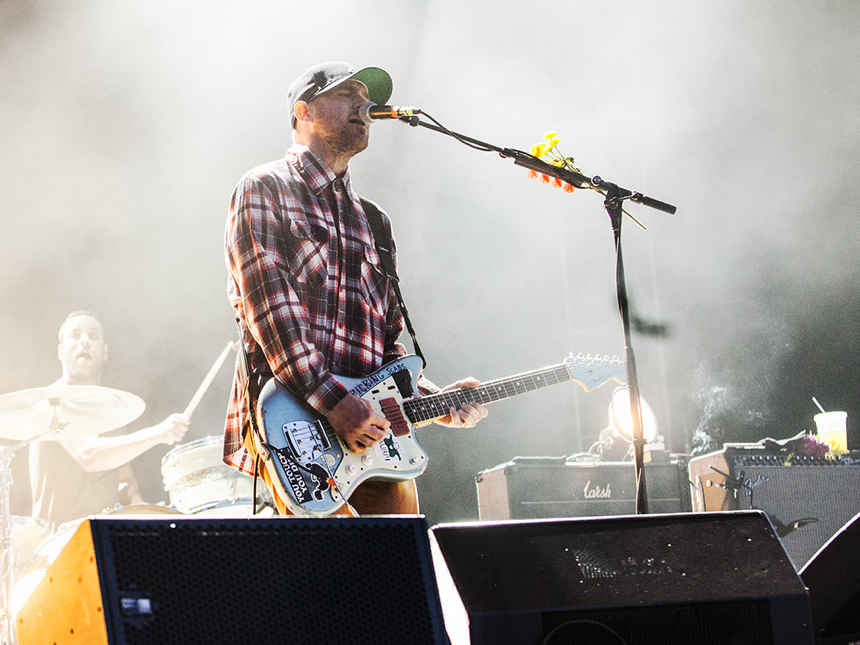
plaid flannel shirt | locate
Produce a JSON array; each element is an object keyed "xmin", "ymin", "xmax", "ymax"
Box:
[{"xmin": 222, "ymin": 145, "xmax": 414, "ymax": 476}]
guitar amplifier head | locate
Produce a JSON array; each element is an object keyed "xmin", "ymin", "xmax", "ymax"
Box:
[
  {"xmin": 476, "ymin": 455, "xmax": 691, "ymax": 521},
  {"xmin": 689, "ymin": 446, "xmax": 860, "ymax": 570}
]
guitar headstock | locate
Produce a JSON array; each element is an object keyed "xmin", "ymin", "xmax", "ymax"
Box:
[{"xmin": 563, "ymin": 353, "xmax": 626, "ymax": 392}]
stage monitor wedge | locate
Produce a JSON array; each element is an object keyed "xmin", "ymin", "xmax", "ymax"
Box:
[
  {"xmin": 800, "ymin": 510, "xmax": 860, "ymax": 645},
  {"xmin": 432, "ymin": 511, "xmax": 814, "ymax": 645},
  {"xmin": 16, "ymin": 515, "xmax": 450, "ymax": 645}
]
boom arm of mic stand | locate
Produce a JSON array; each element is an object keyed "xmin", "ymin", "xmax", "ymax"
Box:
[
  {"xmin": 403, "ymin": 114, "xmax": 677, "ymax": 514},
  {"xmin": 404, "ymin": 117, "xmax": 677, "ymax": 215}
]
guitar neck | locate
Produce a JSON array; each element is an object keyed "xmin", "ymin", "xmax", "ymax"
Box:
[{"xmin": 403, "ymin": 363, "xmax": 573, "ymax": 425}]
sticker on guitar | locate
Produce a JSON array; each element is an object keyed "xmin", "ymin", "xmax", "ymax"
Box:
[{"xmin": 254, "ymin": 353, "xmax": 625, "ymax": 516}]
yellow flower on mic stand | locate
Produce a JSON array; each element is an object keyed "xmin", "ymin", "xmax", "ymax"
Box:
[{"xmin": 527, "ymin": 131, "xmax": 579, "ymax": 193}]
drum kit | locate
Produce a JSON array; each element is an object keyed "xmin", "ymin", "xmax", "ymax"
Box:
[{"xmin": 0, "ymin": 340, "xmax": 269, "ymax": 644}]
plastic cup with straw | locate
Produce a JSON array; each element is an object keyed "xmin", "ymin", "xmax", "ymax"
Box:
[{"xmin": 812, "ymin": 397, "xmax": 848, "ymax": 451}]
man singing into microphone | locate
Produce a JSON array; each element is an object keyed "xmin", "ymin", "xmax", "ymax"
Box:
[{"xmin": 223, "ymin": 62, "xmax": 487, "ymax": 516}]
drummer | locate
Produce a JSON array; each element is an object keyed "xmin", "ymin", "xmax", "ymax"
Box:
[{"xmin": 28, "ymin": 311, "xmax": 190, "ymax": 527}]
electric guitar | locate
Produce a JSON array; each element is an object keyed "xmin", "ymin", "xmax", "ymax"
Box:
[{"xmin": 254, "ymin": 353, "xmax": 625, "ymax": 516}]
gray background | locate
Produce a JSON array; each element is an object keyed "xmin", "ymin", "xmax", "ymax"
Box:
[{"xmin": 3, "ymin": 1, "xmax": 859, "ymax": 524}]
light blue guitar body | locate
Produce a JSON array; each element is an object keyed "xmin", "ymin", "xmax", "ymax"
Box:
[
  {"xmin": 255, "ymin": 355, "xmax": 427, "ymax": 516},
  {"xmin": 254, "ymin": 353, "xmax": 625, "ymax": 516}
]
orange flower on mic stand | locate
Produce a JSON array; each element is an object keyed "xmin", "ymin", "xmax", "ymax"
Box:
[
  {"xmin": 527, "ymin": 132, "xmax": 649, "ymax": 230},
  {"xmin": 527, "ymin": 131, "xmax": 579, "ymax": 193}
]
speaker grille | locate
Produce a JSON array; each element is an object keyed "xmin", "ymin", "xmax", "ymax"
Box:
[{"xmin": 93, "ymin": 517, "xmax": 446, "ymax": 645}]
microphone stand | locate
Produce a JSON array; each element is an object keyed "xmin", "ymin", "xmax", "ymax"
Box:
[{"xmin": 396, "ymin": 114, "xmax": 677, "ymax": 514}]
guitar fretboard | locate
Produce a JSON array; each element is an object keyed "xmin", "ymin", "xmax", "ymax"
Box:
[{"xmin": 403, "ymin": 364, "xmax": 573, "ymax": 424}]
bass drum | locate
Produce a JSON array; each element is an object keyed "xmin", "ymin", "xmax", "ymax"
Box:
[
  {"xmin": 9, "ymin": 504, "xmax": 180, "ymax": 620},
  {"xmin": 162, "ymin": 435, "xmax": 272, "ymax": 517}
]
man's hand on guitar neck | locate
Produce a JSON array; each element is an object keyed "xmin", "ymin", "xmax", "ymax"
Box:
[
  {"xmin": 327, "ymin": 377, "xmax": 488, "ymax": 454},
  {"xmin": 434, "ymin": 378, "xmax": 489, "ymax": 428},
  {"xmin": 327, "ymin": 393, "xmax": 391, "ymax": 454}
]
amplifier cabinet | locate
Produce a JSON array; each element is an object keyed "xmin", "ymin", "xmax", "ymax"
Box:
[
  {"xmin": 476, "ymin": 456, "xmax": 691, "ymax": 521},
  {"xmin": 689, "ymin": 447, "xmax": 860, "ymax": 570}
]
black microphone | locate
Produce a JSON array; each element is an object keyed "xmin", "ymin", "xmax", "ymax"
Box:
[{"xmin": 359, "ymin": 102, "xmax": 421, "ymax": 124}]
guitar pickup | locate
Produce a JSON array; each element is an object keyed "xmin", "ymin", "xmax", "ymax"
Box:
[
  {"xmin": 282, "ymin": 420, "xmax": 331, "ymax": 459},
  {"xmin": 379, "ymin": 398, "xmax": 410, "ymax": 437}
]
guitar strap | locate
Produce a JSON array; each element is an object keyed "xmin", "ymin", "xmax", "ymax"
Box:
[
  {"xmin": 234, "ymin": 320, "xmax": 266, "ymax": 515},
  {"xmin": 360, "ymin": 196, "xmax": 427, "ymax": 368}
]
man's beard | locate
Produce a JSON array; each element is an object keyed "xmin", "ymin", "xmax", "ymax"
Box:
[{"xmin": 320, "ymin": 124, "xmax": 369, "ymax": 158}]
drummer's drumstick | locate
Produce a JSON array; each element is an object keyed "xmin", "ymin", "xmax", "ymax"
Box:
[{"xmin": 184, "ymin": 340, "xmax": 239, "ymax": 417}]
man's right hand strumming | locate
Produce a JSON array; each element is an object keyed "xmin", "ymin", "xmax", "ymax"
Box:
[{"xmin": 327, "ymin": 393, "xmax": 390, "ymax": 454}]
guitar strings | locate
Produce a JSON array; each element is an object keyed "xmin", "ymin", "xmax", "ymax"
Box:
[{"xmin": 403, "ymin": 364, "xmax": 573, "ymax": 423}]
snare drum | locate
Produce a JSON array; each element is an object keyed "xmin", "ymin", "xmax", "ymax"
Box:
[{"xmin": 162, "ymin": 435, "xmax": 270, "ymax": 515}]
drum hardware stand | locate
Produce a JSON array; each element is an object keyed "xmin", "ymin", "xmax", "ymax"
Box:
[
  {"xmin": 2, "ymin": 440, "xmax": 32, "ymax": 645},
  {"xmin": 1, "ymin": 402, "xmax": 72, "ymax": 645},
  {"xmin": 395, "ymin": 111, "xmax": 677, "ymax": 514},
  {"xmin": 1, "ymin": 443, "xmax": 19, "ymax": 645}
]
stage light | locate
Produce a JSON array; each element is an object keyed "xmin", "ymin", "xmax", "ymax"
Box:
[
  {"xmin": 597, "ymin": 387, "xmax": 659, "ymax": 460},
  {"xmin": 608, "ymin": 386, "xmax": 659, "ymax": 443}
]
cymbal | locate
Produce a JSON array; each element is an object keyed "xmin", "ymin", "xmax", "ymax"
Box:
[{"xmin": 0, "ymin": 385, "xmax": 145, "ymax": 442}]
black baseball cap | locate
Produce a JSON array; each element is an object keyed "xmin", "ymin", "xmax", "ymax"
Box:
[{"xmin": 288, "ymin": 62, "xmax": 393, "ymax": 128}]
